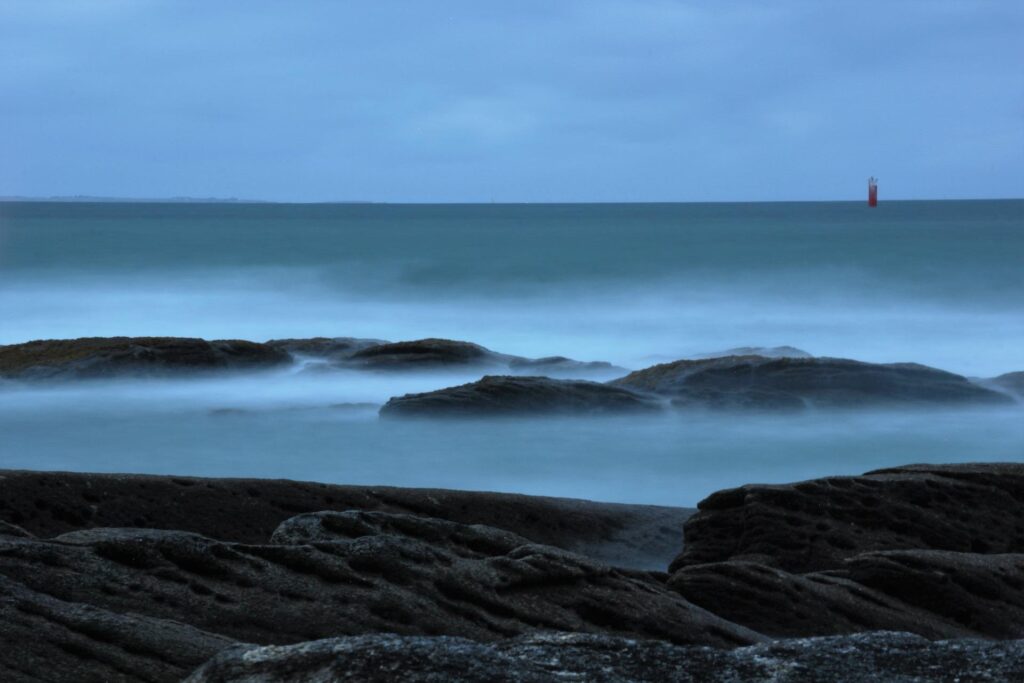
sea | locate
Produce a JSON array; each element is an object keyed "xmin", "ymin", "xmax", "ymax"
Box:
[{"xmin": 1, "ymin": 199, "xmax": 1022, "ymax": 506}]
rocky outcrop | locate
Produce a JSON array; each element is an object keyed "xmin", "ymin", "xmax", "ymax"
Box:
[
  {"xmin": 265, "ymin": 336, "xmax": 388, "ymax": 360},
  {"xmin": 0, "ymin": 516, "xmax": 758, "ymax": 681},
  {"xmin": 507, "ymin": 356, "xmax": 627, "ymax": 378},
  {"xmin": 612, "ymin": 355, "xmax": 1012, "ymax": 410},
  {"xmin": 672, "ymin": 463, "xmax": 1024, "ymax": 573},
  {"xmin": 185, "ymin": 631, "xmax": 1024, "ymax": 683},
  {"xmin": 0, "ymin": 574, "xmax": 235, "ymax": 683},
  {"xmin": 667, "ymin": 464, "xmax": 1024, "ymax": 640},
  {"xmin": 0, "ymin": 470, "xmax": 691, "ymax": 570},
  {"xmin": 991, "ymin": 371, "xmax": 1024, "ymax": 397},
  {"xmin": 343, "ymin": 338, "xmax": 510, "ymax": 370},
  {"xmin": 0, "ymin": 524, "xmax": 751, "ymax": 647},
  {"xmin": 5, "ymin": 465, "xmax": 1024, "ymax": 681},
  {"xmin": 693, "ymin": 345, "xmax": 813, "ymax": 359},
  {"xmin": 380, "ymin": 375, "xmax": 663, "ymax": 417},
  {"xmin": 0, "ymin": 337, "xmax": 290, "ymax": 380}
]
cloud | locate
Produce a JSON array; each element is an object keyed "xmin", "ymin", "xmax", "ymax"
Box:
[{"xmin": 0, "ymin": 1, "xmax": 1021, "ymax": 200}]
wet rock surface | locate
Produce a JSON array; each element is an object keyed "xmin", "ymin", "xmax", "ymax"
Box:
[
  {"xmin": 0, "ymin": 469, "xmax": 690, "ymax": 569},
  {"xmin": 673, "ymin": 463, "xmax": 1024, "ymax": 573},
  {"xmin": 3, "ymin": 465, "xmax": 1024, "ymax": 681},
  {"xmin": 666, "ymin": 463, "xmax": 1024, "ymax": 643},
  {"xmin": 380, "ymin": 375, "xmax": 663, "ymax": 417},
  {"xmin": 0, "ymin": 337, "xmax": 290, "ymax": 380},
  {"xmin": 185, "ymin": 631, "xmax": 1024, "ymax": 683},
  {"xmin": 612, "ymin": 356, "xmax": 1012, "ymax": 410}
]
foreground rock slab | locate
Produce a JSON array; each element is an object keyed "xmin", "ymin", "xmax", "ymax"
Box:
[
  {"xmin": 185, "ymin": 631, "xmax": 1024, "ymax": 683},
  {"xmin": 612, "ymin": 355, "xmax": 1012, "ymax": 410},
  {"xmin": 674, "ymin": 463, "xmax": 1024, "ymax": 573},
  {"xmin": 380, "ymin": 375, "xmax": 663, "ymax": 417},
  {"xmin": 0, "ymin": 574, "xmax": 234, "ymax": 683},
  {"xmin": 0, "ymin": 469, "xmax": 691, "ymax": 570},
  {"xmin": 667, "ymin": 463, "xmax": 1024, "ymax": 641}
]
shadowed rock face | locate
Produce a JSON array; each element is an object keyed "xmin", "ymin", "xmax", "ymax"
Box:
[
  {"xmin": 0, "ymin": 470, "xmax": 701, "ymax": 681},
  {"xmin": 992, "ymin": 371, "xmax": 1024, "ymax": 397},
  {"xmin": 265, "ymin": 337, "xmax": 389, "ymax": 360},
  {"xmin": 0, "ymin": 520, "xmax": 759, "ymax": 680},
  {"xmin": 380, "ymin": 375, "xmax": 663, "ymax": 417},
  {"xmin": 0, "ymin": 337, "xmax": 290, "ymax": 380},
  {"xmin": 693, "ymin": 345, "xmax": 813, "ymax": 359},
  {"xmin": 184, "ymin": 632, "xmax": 1024, "ymax": 683},
  {"xmin": 666, "ymin": 464, "xmax": 1024, "ymax": 641},
  {"xmin": 345, "ymin": 338, "xmax": 510, "ymax": 370},
  {"xmin": 0, "ymin": 470, "xmax": 691, "ymax": 571},
  {"xmin": 673, "ymin": 463, "xmax": 1024, "ymax": 573},
  {"xmin": 668, "ymin": 553, "xmax": 1024, "ymax": 640},
  {"xmin": 611, "ymin": 356, "xmax": 1012, "ymax": 410},
  {"xmin": 0, "ymin": 574, "xmax": 234, "ymax": 683},
  {"xmin": 507, "ymin": 356, "xmax": 627, "ymax": 377}
]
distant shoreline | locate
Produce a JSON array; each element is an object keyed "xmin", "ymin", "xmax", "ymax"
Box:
[{"xmin": 1, "ymin": 196, "xmax": 1021, "ymax": 205}]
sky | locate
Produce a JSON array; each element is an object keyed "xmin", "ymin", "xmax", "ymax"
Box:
[{"xmin": 0, "ymin": 0, "xmax": 1021, "ymax": 202}]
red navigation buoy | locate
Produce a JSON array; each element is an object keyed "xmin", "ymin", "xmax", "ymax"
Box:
[{"xmin": 868, "ymin": 177, "xmax": 878, "ymax": 207}]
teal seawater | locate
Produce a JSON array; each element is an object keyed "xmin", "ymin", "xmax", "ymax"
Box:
[
  {"xmin": 0, "ymin": 200, "xmax": 1021, "ymax": 504},
  {"xmin": 2, "ymin": 200, "xmax": 1022, "ymax": 375}
]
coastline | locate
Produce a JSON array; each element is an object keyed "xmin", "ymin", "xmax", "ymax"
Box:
[{"xmin": 3, "ymin": 464, "xmax": 1024, "ymax": 680}]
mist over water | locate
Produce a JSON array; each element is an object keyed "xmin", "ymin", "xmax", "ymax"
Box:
[{"xmin": 1, "ymin": 200, "xmax": 1022, "ymax": 504}]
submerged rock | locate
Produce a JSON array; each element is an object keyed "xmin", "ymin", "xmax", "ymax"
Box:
[
  {"xmin": 380, "ymin": 375, "xmax": 663, "ymax": 417},
  {"xmin": 0, "ymin": 337, "xmax": 290, "ymax": 380},
  {"xmin": 612, "ymin": 355, "xmax": 1011, "ymax": 410},
  {"xmin": 184, "ymin": 631, "xmax": 1024, "ymax": 683}
]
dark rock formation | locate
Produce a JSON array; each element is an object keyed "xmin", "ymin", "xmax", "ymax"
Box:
[
  {"xmin": 667, "ymin": 555, "xmax": 1024, "ymax": 640},
  {"xmin": 0, "ymin": 521, "xmax": 32, "ymax": 538},
  {"xmin": 0, "ymin": 469, "xmax": 692, "ymax": 570},
  {"xmin": 0, "ymin": 337, "xmax": 290, "ymax": 380},
  {"xmin": 666, "ymin": 464, "xmax": 1024, "ymax": 641},
  {"xmin": 185, "ymin": 631, "xmax": 1024, "ymax": 683},
  {"xmin": 6, "ymin": 465, "xmax": 1024, "ymax": 681},
  {"xmin": 507, "ymin": 356, "xmax": 627, "ymax": 378},
  {"xmin": 672, "ymin": 463, "xmax": 1024, "ymax": 573},
  {"xmin": 320, "ymin": 337, "xmax": 622, "ymax": 377},
  {"xmin": 693, "ymin": 345, "xmax": 813, "ymax": 359},
  {"xmin": 0, "ymin": 574, "xmax": 235, "ymax": 683},
  {"xmin": 265, "ymin": 336, "xmax": 388, "ymax": 360},
  {"xmin": 0, "ymin": 521, "xmax": 759, "ymax": 680},
  {"xmin": 380, "ymin": 375, "xmax": 663, "ymax": 417},
  {"xmin": 991, "ymin": 370, "xmax": 1024, "ymax": 397},
  {"xmin": 612, "ymin": 355, "xmax": 1012, "ymax": 410},
  {"xmin": 344, "ymin": 338, "xmax": 510, "ymax": 370}
]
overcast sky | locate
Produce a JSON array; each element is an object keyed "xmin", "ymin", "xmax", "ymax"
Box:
[{"xmin": 1, "ymin": 1, "xmax": 1021, "ymax": 202}]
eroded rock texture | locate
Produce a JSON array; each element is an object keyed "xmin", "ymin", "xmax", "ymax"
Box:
[
  {"xmin": 611, "ymin": 356, "xmax": 1011, "ymax": 410},
  {"xmin": 185, "ymin": 631, "xmax": 1024, "ymax": 683},
  {"xmin": 0, "ymin": 337, "xmax": 289, "ymax": 380},
  {"xmin": 380, "ymin": 375, "xmax": 662, "ymax": 417},
  {"xmin": 667, "ymin": 463, "xmax": 1024, "ymax": 641}
]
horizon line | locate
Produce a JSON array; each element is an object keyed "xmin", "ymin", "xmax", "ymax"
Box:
[{"xmin": 2, "ymin": 195, "xmax": 1022, "ymax": 206}]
